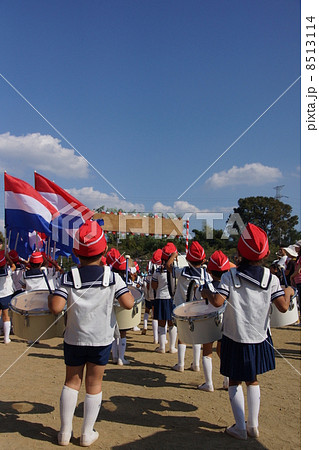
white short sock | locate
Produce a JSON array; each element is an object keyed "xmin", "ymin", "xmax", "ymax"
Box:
[
  {"xmin": 202, "ymin": 356, "xmax": 213, "ymax": 387},
  {"xmin": 228, "ymin": 385, "xmax": 246, "ymax": 430},
  {"xmin": 60, "ymin": 385, "xmax": 79, "ymax": 434},
  {"xmin": 81, "ymin": 392, "xmax": 102, "ymax": 436},
  {"xmin": 247, "ymin": 384, "xmax": 260, "ymax": 428},
  {"xmin": 178, "ymin": 344, "xmax": 187, "ymax": 366}
]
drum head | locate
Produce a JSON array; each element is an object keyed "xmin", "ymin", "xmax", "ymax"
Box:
[
  {"xmin": 173, "ymin": 300, "xmax": 223, "ymax": 319},
  {"xmin": 10, "ymin": 290, "xmax": 50, "ymax": 313},
  {"xmin": 128, "ymin": 285, "xmax": 144, "ymax": 304}
]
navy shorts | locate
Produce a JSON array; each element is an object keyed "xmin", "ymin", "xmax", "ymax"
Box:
[
  {"xmin": 64, "ymin": 342, "xmax": 112, "ymax": 366},
  {"xmin": 0, "ymin": 295, "xmax": 12, "ymax": 310},
  {"xmin": 145, "ymin": 299, "xmax": 153, "ymax": 310}
]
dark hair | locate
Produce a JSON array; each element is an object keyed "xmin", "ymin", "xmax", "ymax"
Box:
[
  {"xmin": 209, "ymin": 269, "xmax": 229, "ymax": 279},
  {"xmin": 30, "ymin": 262, "xmax": 42, "ymax": 269},
  {"xmin": 78, "ymin": 252, "xmax": 105, "ymax": 263}
]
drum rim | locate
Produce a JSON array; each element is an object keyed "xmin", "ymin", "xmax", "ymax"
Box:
[
  {"xmin": 114, "ymin": 286, "xmax": 144, "ymax": 307},
  {"xmin": 172, "ymin": 300, "xmax": 225, "ymax": 320},
  {"xmin": 10, "ymin": 289, "xmax": 52, "ymax": 315}
]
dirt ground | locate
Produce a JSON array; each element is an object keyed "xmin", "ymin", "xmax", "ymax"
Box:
[{"xmin": 0, "ymin": 312, "xmax": 301, "ymax": 450}]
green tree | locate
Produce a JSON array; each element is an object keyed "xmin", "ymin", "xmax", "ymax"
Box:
[{"xmin": 229, "ymin": 196, "xmax": 300, "ymax": 246}]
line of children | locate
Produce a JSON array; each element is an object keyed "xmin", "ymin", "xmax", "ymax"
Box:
[{"xmin": 48, "ymin": 219, "xmax": 134, "ymax": 447}]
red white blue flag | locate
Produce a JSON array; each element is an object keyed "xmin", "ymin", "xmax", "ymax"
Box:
[
  {"xmin": 4, "ymin": 172, "xmax": 59, "ymax": 236},
  {"xmin": 34, "ymin": 172, "xmax": 94, "ymax": 253}
]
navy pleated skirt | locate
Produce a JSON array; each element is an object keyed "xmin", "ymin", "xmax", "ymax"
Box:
[
  {"xmin": 154, "ymin": 298, "xmax": 173, "ymax": 321},
  {"xmin": 220, "ymin": 331, "xmax": 275, "ymax": 382}
]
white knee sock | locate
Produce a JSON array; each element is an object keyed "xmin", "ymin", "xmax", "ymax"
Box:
[
  {"xmin": 143, "ymin": 312, "xmax": 149, "ymax": 329},
  {"xmin": 247, "ymin": 385, "xmax": 260, "ymax": 428},
  {"xmin": 60, "ymin": 385, "xmax": 79, "ymax": 434},
  {"xmin": 119, "ymin": 337, "xmax": 127, "ymax": 361},
  {"xmin": 158, "ymin": 326, "xmax": 166, "ymax": 350},
  {"xmin": 228, "ymin": 385, "xmax": 246, "ymax": 430},
  {"xmin": 178, "ymin": 344, "xmax": 187, "ymax": 366},
  {"xmin": 152, "ymin": 320, "xmax": 158, "ymax": 342},
  {"xmin": 202, "ymin": 356, "xmax": 213, "ymax": 387},
  {"xmin": 168, "ymin": 326, "xmax": 177, "ymax": 350},
  {"xmin": 192, "ymin": 344, "xmax": 201, "ymax": 367},
  {"xmin": 81, "ymin": 392, "xmax": 102, "ymax": 436},
  {"xmin": 3, "ymin": 321, "xmax": 11, "ymax": 343},
  {"xmin": 112, "ymin": 338, "xmax": 119, "ymax": 360}
]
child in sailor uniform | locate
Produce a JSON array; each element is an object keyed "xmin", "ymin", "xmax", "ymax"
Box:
[
  {"xmin": 0, "ymin": 251, "xmax": 15, "ymax": 344},
  {"xmin": 49, "ymin": 220, "xmax": 134, "ymax": 447},
  {"xmin": 166, "ymin": 241, "xmax": 208, "ymax": 373},
  {"xmin": 202, "ymin": 223, "xmax": 294, "ymax": 441},
  {"xmin": 151, "ymin": 243, "xmax": 178, "ymax": 354}
]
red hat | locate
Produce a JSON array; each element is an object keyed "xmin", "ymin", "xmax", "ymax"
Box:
[
  {"xmin": 186, "ymin": 241, "xmax": 206, "ymax": 262},
  {"xmin": 30, "ymin": 251, "xmax": 44, "ymax": 264},
  {"xmin": 162, "ymin": 242, "xmax": 177, "ymax": 261},
  {"xmin": 151, "ymin": 249, "xmax": 162, "ymax": 265},
  {"xmin": 0, "ymin": 251, "xmax": 6, "ymax": 267},
  {"xmin": 237, "ymin": 223, "xmax": 269, "ymax": 261},
  {"xmin": 9, "ymin": 249, "xmax": 19, "ymax": 263},
  {"xmin": 113, "ymin": 255, "xmax": 126, "ymax": 271},
  {"xmin": 73, "ymin": 220, "xmax": 107, "ymax": 257},
  {"xmin": 207, "ymin": 250, "xmax": 230, "ymax": 272},
  {"xmin": 105, "ymin": 248, "xmax": 125, "ymax": 269}
]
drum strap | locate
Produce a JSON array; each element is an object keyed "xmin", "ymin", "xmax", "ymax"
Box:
[
  {"xmin": 102, "ymin": 266, "xmax": 111, "ymax": 287},
  {"xmin": 230, "ymin": 268, "xmax": 241, "ymax": 288},
  {"xmin": 71, "ymin": 267, "xmax": 82, "ymax": 289},
  {"xmin": 261, "ymin": 268, "xmax": 271, "ymax": 289}
]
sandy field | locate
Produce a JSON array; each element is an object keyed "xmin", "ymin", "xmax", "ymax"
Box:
[{"xmin": 0, "ymin": 313, "xmax": 301, "ymax": 450}]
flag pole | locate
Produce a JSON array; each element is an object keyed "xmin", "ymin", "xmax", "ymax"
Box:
[{"xmin": 14, "ymin": 232, "xmax": 19, "ymax": 251}]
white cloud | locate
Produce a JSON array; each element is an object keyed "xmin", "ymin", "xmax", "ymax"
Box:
[
  {"xmin": 206, "ymin": 163, "xmax": 282, "ymax": 188},
  {"xmin": 0, "ymin": 132, "xmax": 89, "ymax": 178},
  {"xmin": 67, "ymin": 186, "xmax": 145, "ymax": 212},
  {"xmin": 153, "ymin": 200, "xmax": 210, "ymax": 214}
]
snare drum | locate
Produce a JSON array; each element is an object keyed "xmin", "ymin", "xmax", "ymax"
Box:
[
  {"xmin": 114, "ymin": 285, "xmax": 144, "ymax": 330},
  {"xmin": 10, "ymin": 290, "xmax": 65, "ymax": 341},
  {"xmin": 172, "ymin": 300, "xmax": 225, "ymax": 344},
  {"xmin": 270, "ymin": 288, "xmax": 299, "ymax": 328}
]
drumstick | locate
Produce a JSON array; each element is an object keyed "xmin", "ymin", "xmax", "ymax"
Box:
[
  {"xmin": 41, "ymin": 267, "xmax": 53, "ymax": 294},
  {"xmin": 125, "ymin": 254, "xmax": 130, "ymax": 284},
  {"xmin": 281, "ymin": 268, "xmax": 288, "ymax": 288}
]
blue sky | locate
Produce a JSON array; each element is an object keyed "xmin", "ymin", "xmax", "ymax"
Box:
[{"xmin": 1, "ymin": 0, "xmax": 301, "ymax": 234}]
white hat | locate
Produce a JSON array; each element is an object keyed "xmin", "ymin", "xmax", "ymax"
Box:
[{"xmin": 283, "ymin": 245, "xmax": 298, "ymax": 258}]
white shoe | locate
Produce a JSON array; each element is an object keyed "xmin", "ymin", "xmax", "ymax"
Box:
[
  {"xmin": 172, "ymin": 364, "xmax": 184, "ymax": 372},
  {"xmin": 133, "ymin": 326, "xmax": 140, "ymax": 331},
  {"xmin": 58, "ymin": 430, "xmax": 72, "ymax": 446},
  {"xmin": 117, "ymin": 358, "xmax": 130, "ymax": 366},
  {"xmin": 4, "ymin": 338, "xmax": 11, "ymax": 344},
  {"xmin": 190, "ymin": 363, "xmax": 200, "ymax": 372},
  {"xmin": 198, "ymin": 382, "xmax": 214, "ymax": 392},
  {"xmin": 223, "ymin": 376, "xmax": 229, "ymax": 389},
  {"xmin": 80, "ymin": 430, "xmax": 99, "ymax": 447},
  {"xmin": 153, "ymin": 339, "xmax": 158, "ymax": 344},
  {"xmin": 225, "ymin": 424, "xmax": 247, "ymax": 440},
  {"xmin": 155, "ymin": 347, "xmax": 165, "ymax": 353},
  {"xmin": 169, "ymin": 347, "xmax": 178, "ymax": 354},
  {"xmin": 247, "ymin": 425, "xmax": 259, "ymax": 438}
]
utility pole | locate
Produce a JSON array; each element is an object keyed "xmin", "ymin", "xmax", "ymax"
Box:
[{"xmin": 273, "ymin": 185, "xmax": 288, "ymax": 200}]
